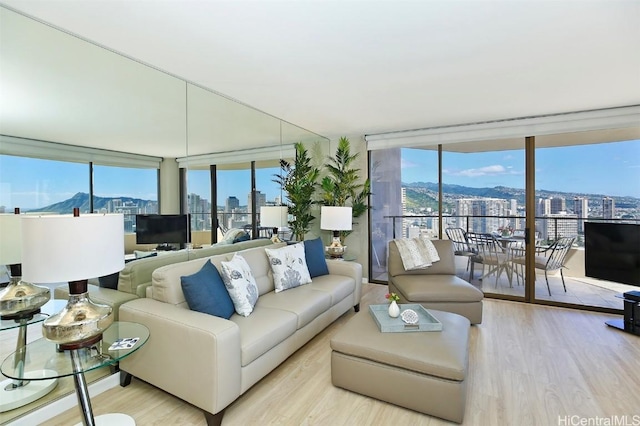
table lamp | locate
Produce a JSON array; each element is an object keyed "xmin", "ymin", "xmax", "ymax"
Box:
[
  {"xmin": 0, "ymin": 209, "xmax": 51, "ymax": 318},
  {"xmin": 21, "ymin": 209, "xmax": 124, "ymax": 350},
  {"xmin": 260, "ymin": 206, "xmax": 288, "ymax": 243},
  {"xmin": 0, "ymin": 208, "xmax": 57, "ymax": 412},
  {"xmin": 320, "ymin": 206, "xmax": 352, "ymax": 259}
]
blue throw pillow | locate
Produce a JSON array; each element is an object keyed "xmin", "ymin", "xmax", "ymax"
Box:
[
  {"xmin": 304, "ymin": 238, "xmax": 330, "ymax": 278},
  {"xmin": 181, "ymin": 260, "xmax": 235, "ymax": 319},
  {"xmin": 232, "ymin": 232, "xmax": 250, "ymax": 243}
]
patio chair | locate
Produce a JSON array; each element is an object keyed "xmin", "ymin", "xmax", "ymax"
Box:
[
  {"xmin": 511, "ymin": 236, "xmax": 576, "ymax": 296},
  {"xmin": 444, "ymin": 227, "xmax": 477, "ymax": 279},
  {"xmin": 466, "ymin": 232, "xmax": 513, "ymax": 287}
]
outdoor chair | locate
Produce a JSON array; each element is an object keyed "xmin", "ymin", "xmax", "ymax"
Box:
[
  {"xmin": 466, "ymin": 232, "xmax": 513, "ymax": 287},
  {"xmin": 511, "ymin": 236, "xmax": 576, "ymax": 296},
  {"xmin": 444, "ymin": 228, "xmax": 477, "ymax": 279}
]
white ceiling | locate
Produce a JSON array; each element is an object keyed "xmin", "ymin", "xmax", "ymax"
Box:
[{"xmin": 1, "ymin": 0, "xmax": 639, "ymax": 158}]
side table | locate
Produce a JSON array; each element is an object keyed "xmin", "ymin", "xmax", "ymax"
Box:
[
  {"xmin": 0, "ymin": 299, "xmax": 66, "ymax": 412},
  {"xmin": 1, "ymin": 321, "xmax": 149, "ymax": 425}
]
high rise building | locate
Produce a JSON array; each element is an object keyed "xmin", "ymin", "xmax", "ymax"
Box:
[
  {"xmin": 550, "ymin": 197, "xmax": 566, "ymax": 214},
  {"xmin": 225, "ymin": 196, "xmax": 239, "ymax": 213},
  {"xmin": 573, "ymin": 197, "xmax": 588, "ymax": 233},
  {"xmin": 537, "ymin": 198, "xmax": 551, "ymax": 217},
  {"xmin": 541, "ymin": 213, "xmax": 578, "ymax": 241},
  {"xmin": 247, "ymin": 191, "xmax": 266, "ymax": 215},
  {"xmin": 603, "ymin": 197, "xmax": 615, "ymax": 219},
  {"xmin": 455, "ymin": 198, "xmax": 507, "ymax": 233}
]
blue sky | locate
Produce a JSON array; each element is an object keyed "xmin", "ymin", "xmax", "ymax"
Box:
[
  {"xmin": 1, "ymin": 139, "xmax": 638, "ymax": 210},
  {"xmin": 401, "ymin": 139, "xmax": 640, "ymax": 198}
]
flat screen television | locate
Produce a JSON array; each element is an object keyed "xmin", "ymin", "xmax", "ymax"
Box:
[
  {"xmin": 135, "ymin": 214, "xmax": 190, "ymax": 249},
  {"xmin": 584, "ymin": 222, "xmax": 640, "ymax": 286}
]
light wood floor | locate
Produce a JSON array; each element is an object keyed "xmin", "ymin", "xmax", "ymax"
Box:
[{"xmin": 35, "ymin": 283, "xmax": 640, "ymax": 426}]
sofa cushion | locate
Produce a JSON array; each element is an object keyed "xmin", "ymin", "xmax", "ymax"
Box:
[
  {"xmin": 220, "ymin": 254, "xmax": 259, "ymax": 316},
  {"xmin": 258, "ymin": 285, "xmax": 332, "ymax": 329},
  {"xmin": 308, "ymin": 273, "xmax": 355, "ymax": 306},
  {"xmin": 304, "ymin": 238, "xmax": 330, "ymax": 278},
  {"xmin": 231, "ymin": 306, "xmax": 298, "ymax": 366},
  {"xmin": 393, "ymin": 274, "xmax": 484, "ymax": 303},
  {"xmin": 181, "ymin": 260, "xmax": 235, "ymax": 319},
  {"xmin": 265, "ymin": 243, "xmax": 312, "ymax": 293}
]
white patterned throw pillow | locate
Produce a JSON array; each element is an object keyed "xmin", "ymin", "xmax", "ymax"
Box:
[
  {"xmin": 394, "ymin": 235, "xmax": 441, "ymax": 271},
  {"xmin": 220, "ymin": 254, "xmax": 259, "ymax": 316},
  {"xmin": 265, "ymin": 243, "xmax": 312, "ymax": 293}
]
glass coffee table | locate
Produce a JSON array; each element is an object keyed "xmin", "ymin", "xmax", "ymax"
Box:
[{"xmin": 1, "ymin": 321, "xmax": 149, "ymax": 425}]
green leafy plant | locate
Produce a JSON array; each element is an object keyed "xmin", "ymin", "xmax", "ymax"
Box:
[
  {"xmin": 319, "ymin": 136, "xmax": 371, "ymax": 240},
  {"xmin": 273, "ymin": 142, "xmax": 319, "ymax": 241}
]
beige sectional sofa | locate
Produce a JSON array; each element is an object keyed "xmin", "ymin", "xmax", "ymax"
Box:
[
  {"xmin": 118, "ymin": 242, "xmax": 363, "ymax": 425},
  {"xmin": 54, "ymin": 238, "xmax": 274, "ymax": 319},
  {"xmin": 388, "ymin": 239, "xmax": 484, "ymax": 324}
]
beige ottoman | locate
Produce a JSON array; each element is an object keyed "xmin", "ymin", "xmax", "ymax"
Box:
[{"xmin": 330, "ymin": 309, "xmax": 470, "ymax": 423}]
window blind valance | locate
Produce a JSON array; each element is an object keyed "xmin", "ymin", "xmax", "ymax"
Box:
[
  {"xmin": 365, "ymin": 105, "xmax": 640, "ymax": 151},
  {"xmin": 177, "ymin": 143, "xmax": 296, "ymax": 168},
  {"xmin": 0, "ymin": 135, "xmax": 162, "ymax": 168}
]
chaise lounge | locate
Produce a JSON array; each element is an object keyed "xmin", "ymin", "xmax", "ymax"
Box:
[{"xmin": 387, "ymin": 239, "xmax": 484, "ymax": 324}]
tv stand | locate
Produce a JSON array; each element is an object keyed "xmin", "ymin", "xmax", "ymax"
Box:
[
  {"xmin": 155, "ymin": 243, "xmax": 176, "ymax": 251},
  {"xmin": 606, "ymin": 291, "xmax": 640, "ymax": 336}
]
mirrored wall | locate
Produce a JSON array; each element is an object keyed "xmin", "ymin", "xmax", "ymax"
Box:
[{"xmin": 0, "ymin": 5, "xmax": 327, "ymax": 423}]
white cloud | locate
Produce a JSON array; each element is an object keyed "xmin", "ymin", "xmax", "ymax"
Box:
[{"xmin": 447, "ymin": 164, "xmax": 514, "ymax": 178}]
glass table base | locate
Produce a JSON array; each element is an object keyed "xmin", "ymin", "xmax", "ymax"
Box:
[
  {"xmin": 0, "ymin": 370, "xmax": 58, "ymax": 412},
  {"xmin": 73, "ymin": 413, "xmax": 135, "ymax": 426}
]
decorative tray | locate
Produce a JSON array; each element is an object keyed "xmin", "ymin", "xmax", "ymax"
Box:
[{"xmin": 369, "ymin": 303, "xmax": 443, "ymax": 333}]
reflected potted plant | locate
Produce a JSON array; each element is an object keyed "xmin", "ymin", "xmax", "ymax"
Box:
[
  {"xmin": 273, "ymin": 142, "xmax": 319, "ymax": 241},
  {"xmin": 318, "ymin": 137, "xmax": 371, "ymax": 242}
]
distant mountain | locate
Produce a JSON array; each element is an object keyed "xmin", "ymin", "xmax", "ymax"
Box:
[
  {"xmin": 28, "ymin": 192, "xmax": 155, "ymax": 214},
  {"xmin": 403, "ymin": 181, "xmax": 640, "ymax": 207}
]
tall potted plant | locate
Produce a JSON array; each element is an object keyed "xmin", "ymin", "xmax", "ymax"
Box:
[
  {"xmin": 273, "ymin": 142, "xmax": 320, "ymax": 241},
  {"xmin": 319, "ymin": 136, "xmax": 371, "ymax": 240}
]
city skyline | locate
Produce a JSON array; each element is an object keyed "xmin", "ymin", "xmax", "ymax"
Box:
[{"xmin": 1, "ymin": 139, "xmax": 638, "ymax": 209}]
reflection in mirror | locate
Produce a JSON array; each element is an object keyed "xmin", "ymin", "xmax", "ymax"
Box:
[
  {"xmin": 183, "ymin": 83, "xmax": 329, "ymax": 254},
  {"xmin": 0, "ymin": 6, "xmax": 186, "ymax": 423}
]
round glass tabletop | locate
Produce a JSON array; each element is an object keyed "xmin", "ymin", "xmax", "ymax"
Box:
[
  {"xmin": 1, "ymin": 321, "xmax": 149, "ymax": 381},
  {"xmin": 0, "ymin": 299, "xmax": 66, "ymax": 331}
]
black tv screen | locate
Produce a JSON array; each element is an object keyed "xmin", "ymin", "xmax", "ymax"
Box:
[
  {"xmin": 584, "ymin": 222, "xmax": 640, "ymax": 286},
  {"xmin": 135, "ymin": 214, "xmax": 190, "ymax": 245}
]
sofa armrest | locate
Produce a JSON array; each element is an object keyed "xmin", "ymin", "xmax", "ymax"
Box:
[
  {"xmin": 326, "ymin": 260, "xmax": 363, "ymax": 307},
  {"xmin": 118, "ymin": 298, "xmax": 242, "ymax": 415}
]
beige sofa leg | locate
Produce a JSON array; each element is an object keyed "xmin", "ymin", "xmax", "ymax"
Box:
[{"xmin": 204, "ymin": 410, "xmax": 225, "ymax": 426}]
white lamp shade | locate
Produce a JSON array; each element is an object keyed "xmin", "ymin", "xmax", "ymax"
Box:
[
  {"xmin": 0, "ymin": 213, "xmax": 22, "ymax": 265},
  {"xmin": 21, "ymin": 214, "xmax": 125, "ymax": 283},
  {"xmin": 260, "ymin": 206, "xmax": 288, "ymax": 228},
  {"xmin": 320, "ymin": 206, "xmax": 352, "ymax": 231}
]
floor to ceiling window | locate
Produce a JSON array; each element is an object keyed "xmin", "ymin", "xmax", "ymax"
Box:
[
  {"xmin": 0, "ymin": 155, "xmax": 88, "ymax": 214},
  {"xmin": 366, "ymin": 113, "xmax": 639, "ymax": 315},
  {"xmin": 93, "ymin": 165, "xmax": 158, "ymax": 233},
  {"xmin": 442, "ymin": 141, "xmax": 526, "ymax": 300},
  {"xmin": 533, "ymin": 136, "xmax": 640, "ymax": 309}
]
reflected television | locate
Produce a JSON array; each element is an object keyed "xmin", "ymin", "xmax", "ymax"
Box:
[{"xmin": 135, "ymin": 214, "xmax": 190, "ymax": 248}]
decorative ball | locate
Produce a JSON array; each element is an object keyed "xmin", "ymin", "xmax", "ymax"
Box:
[{"xmin": 401, "ymin": 309, "xmax": 419, "ymax": 324}]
